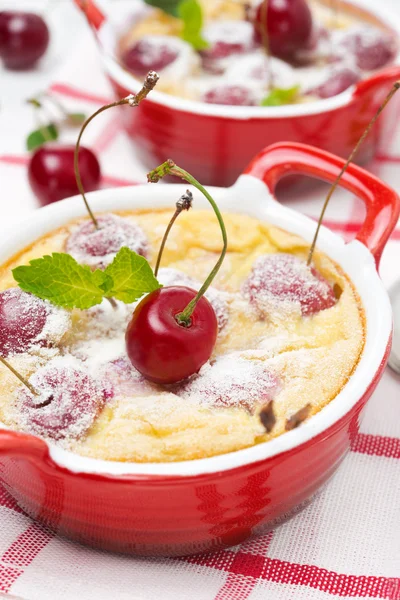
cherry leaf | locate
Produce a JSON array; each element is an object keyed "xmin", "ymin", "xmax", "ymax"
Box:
[{"xmin": 26, "ymin": 123, "xmax": 58, "ymax": 151}]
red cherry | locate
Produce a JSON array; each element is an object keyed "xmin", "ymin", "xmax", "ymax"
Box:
[
  {"xmin": 254, "ymin": 0, "xmax": 313, "ymax": 61},
  {"xmin": 18, "ymin": 358, "xmax": 110, "ymax": 440},
  {"xmin": 66, "ymin": 213, "xmax": 149, "ymax": 269},
  {"xmin": 341, "ymin": 28, "xmax": 396, "ymax": 71},
  {"xmin": 203, "ymin": 85, "xmax": 256, "ymax": 106},
  {"xmin": 175, "ymin": 352, "xmax": 280, "ymax": 412},
  {"xmin": 308, "ymin": 67, "xmax": 360, "ymax": 99},
  {"xmin": 122, "ymin": 38, "xmax": 179, "ymax": 77},
  {"xmin": 28, "ymin": 144, "xmax": 101, "ymax": 206},
  {"xmin": 242, "ymin": 254, "xmax": 336, "ymax": 317},
  {"xmin": 0, "ymin": 11, "xmax": 49, "ymax": 70},
  {"xmin": 125, "ymin": 286, "xmax": 218, "ymax": 384},
  {"xmin": 0, "ymin": 288, "xmax": 70, "ymax": 357}
]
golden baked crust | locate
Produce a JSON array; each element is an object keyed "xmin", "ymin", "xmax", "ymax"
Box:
[{"xmin": 0, "ymin": 210, "xmax": 365, "ymax": 462}]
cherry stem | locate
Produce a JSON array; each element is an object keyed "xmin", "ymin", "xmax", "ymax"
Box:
[
  {"xmin": 154, "ymin": 190, "xmax": 193, "ymax": 277},
  {"xmin": 0, "ymin": 357, "xmax": 38, "ymax": 396},
  {"xmin": 148, "ymin": 161, "xmax": 228, "ymax": 325},
  {"xmin": 307, "ymin": 80, "xmax": 400, "ymax": 266},
  {"xmin": 27, "ymin": 97, "xmax": 53, "ymax": 143},
  {"xmin": 74, "ymin": 71, "xmax": 159, "ymax": 229},
  {"xmin": 106, "ymin": 296, "xmax": 118, "ymax": 309}
]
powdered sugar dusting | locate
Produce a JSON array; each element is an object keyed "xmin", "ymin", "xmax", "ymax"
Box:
[
  {"xmin": 242, "ymin": 253, "xmax": 336, "ymax": 318},
  {"xmin": 17, "ymin": 356, "xmax": 111, "ymax": 442},
  {"xmin": 66, "ymin": 213, "xmax": 149, "ymax": 269},
  {"xmin": 0, "ymin": 288, "xmax": 70, "ymax": 358},
  {"xmin": 175, "ymin": 352, "xmax": 280, "ymax": 413},
  {"xmin": 102, "ymin": 356, "xmax": 155, "ymax": 396}
]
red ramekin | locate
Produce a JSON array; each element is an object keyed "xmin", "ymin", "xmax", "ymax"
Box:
[
  {"xmin": 76, "ymin": 0, "xmax": 400, "ymax": 186},
  {"xmin": 0, "ymin": 142, "xmax": 397, "ymax": 556}
]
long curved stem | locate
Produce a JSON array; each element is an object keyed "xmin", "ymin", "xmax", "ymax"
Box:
[
  {"xmin": 148, "ymin": 162, "xmax": 228, "ymax": 325},
  {"xmin": 0, "ymin": 357, "xmax": 37, "ymax": 396},
  {"xmin": 74, "ymin": 100, "xmax": 126, "ymax": 228},
  {"xmin": 154, "ymin": 190, "xmax": 193, "ymax": 277},
  {"xmin": 307, "ymin": 80, "xmax": 400, "ymax": 266},
  {"xmin": 74, "ymin": 71, "xmax": 159, "ymax": 229}
]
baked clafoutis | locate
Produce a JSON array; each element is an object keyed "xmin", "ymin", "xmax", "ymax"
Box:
[
  {"xmin": 0, "ymin": 209, "xmax": 364, "ymax": 462},
  {"xmin": 118, "ymin": 0, "xmax": 398, "ymax": 106}
]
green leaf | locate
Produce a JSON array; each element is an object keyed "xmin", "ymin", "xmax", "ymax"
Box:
[
  {"xmin": 65, "ymin": 112, "xmax": 87, "ymax": 127},
  {"xmin": 261, "ymin": 86, "xmax": 300, "ymax": 107},
  {"xmin": 12, "ymin": 253, "xmax": 106, "ymax": 310},
  {"xmin": 143, "ymin": 0, "xmax": 182, "ymax": 16},
  {"xmin": 104, "ymin": 247, "xmax": 161, "ymax": 303},
  {"xmin": 178, "ymin": 0, "xmax": 209, "ymax": 50},
  {"xmin": 26, "ymin": 123, "xmax": 58, "ymax": 151},
  {"xmin": 92, "ymin": 270, "xmax": 114, "ymax": 295}
]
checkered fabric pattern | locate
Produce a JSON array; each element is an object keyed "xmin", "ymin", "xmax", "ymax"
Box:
[{"xmin": 1, "ymin": 18, "xmax": 400, "ymax": 600}]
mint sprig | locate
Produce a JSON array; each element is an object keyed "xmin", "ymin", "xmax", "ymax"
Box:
[
  {"xmin": 143, "ymin": 0, "xmax": 208, "ymax": 50},
  {"xmin": 12, "ymin": 248, "xmax": 161, "ymax": 310},
  {"xmin": 261, "ymin": 86, "xmax": 300, "ymax": 107},
  {"xmin": 178, "ymin": 0, "xmax": 209, "ymax": 50}
]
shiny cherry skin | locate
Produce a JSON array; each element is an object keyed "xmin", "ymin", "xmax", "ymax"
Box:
[
  {"xmin": 254, "ymin": 0, "xmax": 313, "ymax": 61},
  {"xmin": 126, "ymin": 286, "xmax": 218, "ymax": 384},
  {"xmin": 0, "ymin": 11, "xmax": 49, "ymax": 70},
  {"xmin": 28, "ymin": 144, "xmax": 101, "ymax": 206}
]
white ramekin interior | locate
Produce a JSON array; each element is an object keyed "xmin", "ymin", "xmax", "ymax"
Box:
[
  {"xmin": 0, "ymin": 176, "xmax": 392, "ymax": 476},
  {"xmin": 98, "ymin": 0, "xmax": 400, "ymax": 119}
]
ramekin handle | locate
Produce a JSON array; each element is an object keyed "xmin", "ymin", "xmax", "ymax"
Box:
[
  {"xmin": 243, "ymin": 142, "xmax": 400, "ymax": 266},
  {"xmin": 353, "ymin": 65, "xmax": 400, "ymax": 100},
  {"xmin": 73, "ymin": 0, "xmax": 105, "ymax": 30},
  {"xmin": 0, "ymin": 430, "xmax": 49, "ymax": 461}
]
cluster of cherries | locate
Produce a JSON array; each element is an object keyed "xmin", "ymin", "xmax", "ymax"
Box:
[
  {"xmin": 0, "ymin": 9, "xmax": 101, "ymax": 206},
  {"xmin": 122, "ymin": 0, "xmax": 396, "ymax": 106}
]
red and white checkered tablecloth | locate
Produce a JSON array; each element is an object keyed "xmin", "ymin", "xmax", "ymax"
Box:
[{"xmin": 1, "ymin": 13, "xmax": 400, "ymax": 600}]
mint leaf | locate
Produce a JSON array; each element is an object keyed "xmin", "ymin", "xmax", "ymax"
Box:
[
  {"xmin": 104, "ymin": 247, "xmax": 161, "ymax": 303},
  {"xmin": 26, "ymin": 124, "xmax": 58, "ymax": 151},
  {"xmin": 92, "ymin": 270, "xmax": 114, "ymax": 295},
  {"xmin": 261, "ymin": 86, "xmax": 300, "ymax": 107},
  {"xmin": 178, "ymin": 0, "xmax": 209, "ymax": 50},
  {"xmin": 12, "ymin": 253, "xmax": 106, "ymax": 310},
  {"xmin": 143, "ymin": 0, "xmax": 182, "ymax": 16}
]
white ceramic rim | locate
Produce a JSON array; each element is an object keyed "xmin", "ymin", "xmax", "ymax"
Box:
[
  {"xmin": 99, "ymin": 0, "xmax": 400, "ymax": 120},
  {"xmin": 0, "ymin": 175, "xmax": 392, "ymax": 477}
]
